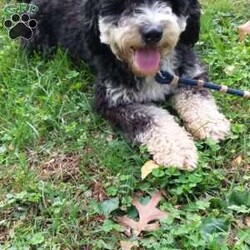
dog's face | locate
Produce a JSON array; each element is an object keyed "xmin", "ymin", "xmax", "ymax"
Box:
[{"xmin": 99, "ymin": 0, "xmax": 200, "ymax": 77}]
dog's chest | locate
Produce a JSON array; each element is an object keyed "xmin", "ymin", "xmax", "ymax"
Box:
[
  {"xmin": 139, "ymin": 55, "xmax": 179, "ymax": 102},
  {"xmin": 139, "ymin": 77, "xmax": 172, "ymax": 102}
]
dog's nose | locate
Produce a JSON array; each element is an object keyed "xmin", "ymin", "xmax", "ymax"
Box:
[{"xmin": 141, "ymin": 26, "xmax": 163, "ymax": 44}]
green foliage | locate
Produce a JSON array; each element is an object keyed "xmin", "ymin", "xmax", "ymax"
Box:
[
  {"xmin": 99, "ymin": 198, "xmax": 120, "ymax": 217},
  {"xmin": 0, "ymin": 0, "xmax": 249, "ymax": 249}
]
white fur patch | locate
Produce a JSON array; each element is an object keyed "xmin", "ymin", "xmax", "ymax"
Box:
[
  {"xmin": 134, "ymin": 2, "xmax": 186, "ymax": 33},
  {"xmin": 99, "ymin": 19, "xmax": 114, "ymax": 44},
  {"xmin": 177, "ymin": 16, "xmax": 188, "ymax": 32}
]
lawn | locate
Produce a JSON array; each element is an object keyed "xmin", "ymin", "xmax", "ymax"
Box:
[{"xmin": 0, "ymin": 0, "xmax": 249, "ymax": 249}]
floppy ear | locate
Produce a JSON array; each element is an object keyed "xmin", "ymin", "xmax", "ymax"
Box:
[{"xmin": 179, "ymin": 0, "xmax": 201, "ymax": 47}]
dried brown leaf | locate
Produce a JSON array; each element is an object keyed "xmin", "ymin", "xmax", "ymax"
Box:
[
  {"xmin": 141, "ymin": 160, "xmax": 160, "ymax": 180},
  {"xmin": 117, "ymin": 191, "xmax": 168, "ymax": 236},
  {"xmin": 238, "ymin": 20, "xmax": 250, "ymax": 41},
  {"xmin": 232, "ymin": 155, "xmax": 243, "ymax": 167},
  {"xmin": 92, "ymin": 180, "xmax": 107, "ymax": 202}
]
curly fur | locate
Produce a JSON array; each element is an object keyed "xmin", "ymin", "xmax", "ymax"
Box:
[{"xmin": 22, "ymin": 0, "xmax": 230, "ymax": 170}]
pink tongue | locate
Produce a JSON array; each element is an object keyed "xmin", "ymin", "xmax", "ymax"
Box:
[{"xmin": 134, "ymin": 48, "xmax": 160, "ymax": 75}]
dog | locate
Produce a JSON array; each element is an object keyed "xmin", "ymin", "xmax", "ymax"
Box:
[{"xmin": 22, "ymin": 0, "xmax": 230, "ymax": 170}]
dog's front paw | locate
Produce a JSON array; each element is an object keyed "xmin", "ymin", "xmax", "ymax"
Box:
[
  {"xmin": 150, "ymin": 139, "xmax": 198, "ymax": 171},
  {"xmin": 172, "ymin": 89, "xmax": 231, "ymax": 142},
  {"xmin": 139, "ymin": 123, "xmax": 198, "ymax": 171},
  {"xmin": 185, "ymin": 112, "xmax": 231, "ymax": 141}
]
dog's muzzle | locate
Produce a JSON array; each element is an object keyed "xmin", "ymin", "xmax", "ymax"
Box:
[
  {"xmin": 140, "ymin": 25, "xmax": 163, "ymax": 45},
  {"xmin": 132, "ymin": 25, "xmax": 163, "ymax": 76}
]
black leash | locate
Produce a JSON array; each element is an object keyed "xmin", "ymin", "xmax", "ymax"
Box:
[{"xmin": 155, "ymin": 70, "xmax": 250, "ymax": 99}]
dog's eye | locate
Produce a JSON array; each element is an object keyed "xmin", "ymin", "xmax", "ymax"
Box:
[{"xmin": 133, "ymin": 8, "xmax": 143, "ymax": 15}]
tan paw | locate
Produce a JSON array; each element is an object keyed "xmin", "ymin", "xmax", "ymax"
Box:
[
  {"xmin": 185, "ymin": 114, "xmax": 231, "ymax": 141},
  {"xmin": 144, "ymin": 126, "xmax": 198, "ymax": 171},
  {"xmin": 135, "ymin": 107, "xmax": 199, "ymax": 171},
  {"xmin": 151, "ymin": 142, "xmax": 198, "ymax": 171}
]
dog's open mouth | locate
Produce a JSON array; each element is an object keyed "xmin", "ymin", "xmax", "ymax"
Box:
[{"xmin": 133, "ymin": 47, "xmax": 161, "ymax": 76}]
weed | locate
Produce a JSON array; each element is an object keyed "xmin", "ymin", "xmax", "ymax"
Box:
[{"xmin": 0, "ymin": 0, "xmax": 249, "ymax": 249}]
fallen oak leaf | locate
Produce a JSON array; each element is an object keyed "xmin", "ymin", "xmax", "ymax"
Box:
[
  {"xmin": 133, "ymin": 191, "xmax": 167, "ymax": 222},
  {"xmin": 238, "ymin": 20, "xmax": 250, "ymax": 41},
  {"xmin": 117, "ymin": 215, "xmax": 159, "ymax": 237},
  {"xmin": 141, "ymin": 160, "xmax": 160, "ymax": 180},
  {"xmin": 117, "ymin": 191, "xmax": 168, "ymax": 236}
]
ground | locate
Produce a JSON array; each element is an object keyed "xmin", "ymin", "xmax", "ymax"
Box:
[{"xmin": 0, "ymin": 0, "xmax": 249, "ymax": 249}]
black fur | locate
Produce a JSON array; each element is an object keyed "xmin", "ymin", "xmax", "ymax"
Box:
[{"xmin": 22, "ymin": 0, "xmax": 208, "ymax": 143}]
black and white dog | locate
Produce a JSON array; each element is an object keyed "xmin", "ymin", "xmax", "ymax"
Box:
[{"xmin": 23, "ymin": 0, "xmax": 230, "ymax": 170}]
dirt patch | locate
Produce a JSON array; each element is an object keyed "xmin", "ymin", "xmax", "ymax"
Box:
[
  {"xmin": 0, "ymin": 226, "xmax": 9, "ymax": 243},
  {"xmin": 38, "ymin": 153, "xmax": 81, "ymax": 181},
  {"xmin": 91, "ymin": 180, "xmax": 108, "ymax": 202}
]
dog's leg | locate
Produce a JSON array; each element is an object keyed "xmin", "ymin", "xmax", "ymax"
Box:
[
  {"xmin": 172, "ymin": 87, "xmax": 230, "ymax": 141},
  {"xmin": 97, "ymin": 102, "xmax": 198, "ymax": 170}
]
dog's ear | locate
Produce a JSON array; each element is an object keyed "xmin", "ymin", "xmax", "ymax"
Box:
[
  {"xmin": 100, "ymin": 0, "xmax": 125, "ymax": 16},
  {"xmin": 179, "ymin": 0, "xmax": 201, "ymax": 47}
]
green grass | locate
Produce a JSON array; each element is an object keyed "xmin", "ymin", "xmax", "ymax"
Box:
[{"xmin": 0, "ymin": 0, "xmax": 250, "ymax": 249}]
